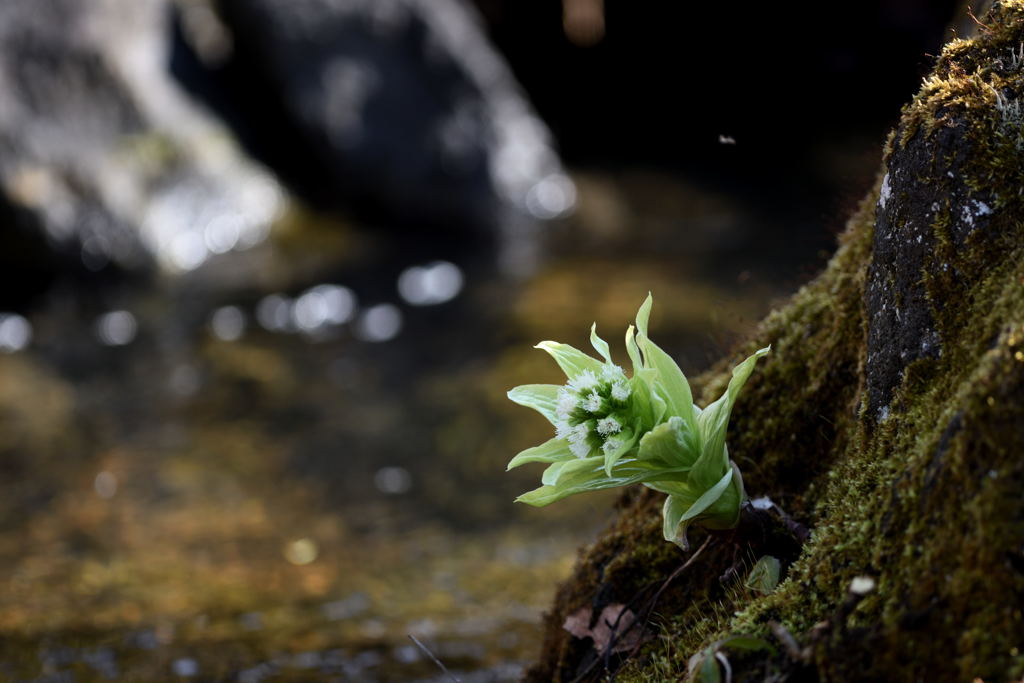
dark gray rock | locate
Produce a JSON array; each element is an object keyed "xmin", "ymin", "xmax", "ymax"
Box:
[
  {"xmin": 214, "ymin": 0, "xmax": 572, "ymax": 232},
  {"xmin": 864, "ymin": 118, "xmax": 996, "ymax": 419}
]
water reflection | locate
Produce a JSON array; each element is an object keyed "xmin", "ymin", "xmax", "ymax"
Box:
[
  {"xmin": 172, "ymin": 658, "xmax": 200, "ymax": 678},
  {"xmin": 397, "ymin": 261, "xmax": 463, "ymax": 306},
  {"xmin": 169, "ymin": 363, "xmax": 202, "ymax": 397},
  {"xmin": 294, "ymin": 284, "xmax": 356, "ymax": 331},
  {"xmin": 93, "ymin": 471, "xmax": 118, "ymax": 499},
  {"xmin": 141, "ymin": 175, "xmax": 282, "ymax": 272},
  {"xmin": 256, "ymin": 294, "xmax": 293, "ymax": 332},
  {"xmin": 354, "ymin": 303, "xmax": 402, "ymax": 342},
  {"xmin": 284, "ymin": 538, "xmax": 319, "ymax": 566},
  {"xmin": 524, "ymin": 172, "xmax": 577, "ymax": 220},
  {"xmin": 0, "ymin": 313, "xmax": 31, "ymax": 352},
  {"xmin": 95, "ymin": 310, "xmax": 138, "ymax": 346},
  {"xmin": 210, "ymin": 305, "xmax": 247, "ymax": 341},
  {"xmin": 374, "ymin": 466, "xmax": 413, "ymax": 495}
]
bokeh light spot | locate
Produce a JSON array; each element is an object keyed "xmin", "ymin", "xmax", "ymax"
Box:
[
  {"xmin": 0, "ymin": 314, "xmax": 32, "ymax": 353},
  {"xmin": 256, "ymin": 294, "xmax": 292, "ymax": 332},
  {"xmin": 397, "ymin": 261, "xmax": 463, "ymax": 306},
  {"xmin": 525, "ymin": 173, "xmax": 576, "ymax": 219},
  {"xmin": 210, "ymin": 305, "xmax": 246, "ymax": 341},
  {"xmin": 94, "ymin": 471, "xmax": 118, "ymax": 499},
  {"xmin": 96, "ymin": 310, "xmax": 138, "ymax": 346},
  {"xmin": 293, "ymin": 284, "xmax": 356, "ymax": 332},
  {"xmin": 374, "ymin": 466, "xmax": 412, "ymax": 494},
  {"xmin": 284, "ymin": 538, "xmax": 319, "ymax": 566},
  {"xmin": 355, "ymin": 304, "xmax": 402, "ymax": 342},
  {"xmin": 172, "ymin": 658, "xmax": 199, "ymax": 677}
]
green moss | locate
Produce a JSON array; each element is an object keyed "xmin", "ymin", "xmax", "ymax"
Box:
[{"xmin": 529, "ymin": 3, "xmax": 1024, "ymax": 680}]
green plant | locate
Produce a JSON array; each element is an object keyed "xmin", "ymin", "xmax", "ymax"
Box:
[
  {"xmin": 507, "ymin": 295, "xmax": 769, "ymax": 547},
  {"xmin": 745, "ymin": 555, "xmax": 782, "ymax": 595},
  {"xmin": 687, "ymin": 635, "xmax": 777, "ymax": 683}
]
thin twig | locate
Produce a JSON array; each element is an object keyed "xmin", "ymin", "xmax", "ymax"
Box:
[
  {"xmin": 570, "ymin": 536, "xmax": 715, "ymax": 683},
  {"xmin": 408, "ymin": 634, "xmax": 461, "ymax": 683},
  {"xmin": 641, "ymin": 537, "xmax": 713, "ymax": 620}
]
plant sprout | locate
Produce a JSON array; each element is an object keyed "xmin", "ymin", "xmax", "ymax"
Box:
[{"xmin": 507, "ymin": 294, "xmax": 769, "ymax": 548}]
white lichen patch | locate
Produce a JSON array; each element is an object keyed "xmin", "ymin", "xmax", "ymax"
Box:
[
  {"xmin": 960, "ymin": 198, "xmax": 995, "ymax": 230},
  {"xmin": 878, "ymin": 173, "xmax": 892, "ymax": 209}
]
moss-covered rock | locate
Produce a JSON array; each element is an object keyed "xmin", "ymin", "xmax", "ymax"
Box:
[{"xmin": 527, "ymin": 2, "xmax": 1024, "ymax": 680}]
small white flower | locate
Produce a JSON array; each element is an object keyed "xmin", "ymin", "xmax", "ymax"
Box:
[
  {"xmin": 568, "ymin": 424, "xmax": 589, "ymax": 444},
  {"xmin": 601, "ymin": 364, "xmax": 625, "ymax": 382},
  {"xmin": 569, "ymin": 369, "xmax": 599, "ymax": 392},
  {"xmin": 602, "ymin": 438, "xmax": 623, "ymax": 456},
  {"xmin": 583, "ymin": 391, "xmax": 603, "ymax": 412},
  {"xmin": 570, "ymin": 440, "xmax": 591, "ymax": 459},
  {"xmin": 596, "ymin": 416, "xmax": 621, "ymax": 436},
  {"xmin": 611, "ymin": 381, "xmax": 631, "ymax": 401},
  {"xmin": 555, "ymin": 420, "xmax": 573, "ymax": 439},
  {"xmin": 556, "ymin": 390, "xmax": 578, "ymax": 419}
]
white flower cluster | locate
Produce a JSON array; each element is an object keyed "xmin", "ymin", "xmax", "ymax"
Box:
[{"xmin": 554, "ymin": 365, "xmax": 633, "ymax": 458}]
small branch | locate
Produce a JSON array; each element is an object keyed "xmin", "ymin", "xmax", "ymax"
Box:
[{"xmin": 408, "ymin": 634, "xmax": 461, "ymax": 683}]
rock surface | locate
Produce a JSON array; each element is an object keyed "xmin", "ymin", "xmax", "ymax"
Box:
[
  {"xmin": 0, "ymin": 0, "xmax": 283, "ymax": 276},
  {"xmin": 214, "ymin": 0, "xmax": 571, "ymax": 232},
  {"xmin": 526, "ymin": 2, "xmax": 1024, "ymax": 681}
]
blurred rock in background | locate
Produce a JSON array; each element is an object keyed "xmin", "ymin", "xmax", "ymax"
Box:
[
  {"xmin": 0, "ymin": 0, "xmax": 571, "ymax": 309},
  {"xmin": 180, "ymin": 0, "xmax": 572, "ymax": 273},
  {"xmin": 0, "ymin": 0, "xmax": 284, "ymax": 307}
]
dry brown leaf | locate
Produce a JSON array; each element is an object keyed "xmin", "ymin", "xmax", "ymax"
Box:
[{"xmin": 562, "ymin": 603, "xmax": 645, "ymax": 654}]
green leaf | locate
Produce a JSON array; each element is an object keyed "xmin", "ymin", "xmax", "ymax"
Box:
[
  {"xmin": 719, "ymin": 635, "xmax": 777, "ymax": 656},
  {"xmin": 662, "ymin": 493, "xmax": 692, "ymax": 547},
  {"xmin": 699, "ymin": 648, "xmax": 721, "ymax": 683},
  {"xmin": 516, "ymin": 458, "xmax": 691, "ymax": 507},
  {"xmin": 695, "ymin": 461, "xmax": 745, "ymax": 530},
  {"xmin": 625, "ymin": 325, "xmax": 643, "ymax": 375},
  {"xmin": 744, "ymin": 556, "xmax": 781, "ymax": 595},
  {"xmin": 639, "ymin": 336, "xmax": 695, "ymax": 429},
  {"xmin": 541, "ymin": 459, "xmax": 571, "ymax": 486},
  {"xmin": 680, "ymin": 467, "xmax": 733, "ymax": 522},
  {"xmin": 535, "ymin": 341, "xmax": 605, "ymax": 379},
  {"xmin": 507, "ymin": 437, "xmax": 574, "ymax": 470},
  {"xmin": 637, "ymin": 417, "xmax": 699, "ymax": 469},
  {"xmin": 698, "ymin": 346, "xmax": 770, "ymax": 466},
  {"xmin": 507, "ymin": 384, "xmax": 562, "ymax": 426},
  {"xmin": 602, "ymin": 428, "xmax": 636, "ymax": 475},
  {"xmin": 630, "ymin": 369, "xmax": 667, "ymax": 427},
  {"xmin": 514, "ymin": 457, "xmax": 607, "ymax": 506},
  {"xmin": 635, "ymin": 293, "xmax": 653, "ymax": 342},
  {"xmin": 590, "ymin": 323, "xmax": 612, "ymax": 363},
  {"xmin": 688, "ymin": 439, "xmax": 730, "ymax": 497}
]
